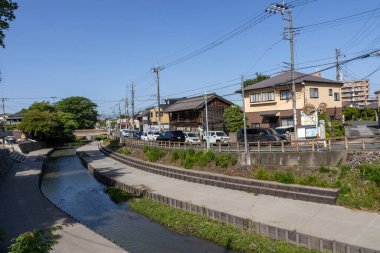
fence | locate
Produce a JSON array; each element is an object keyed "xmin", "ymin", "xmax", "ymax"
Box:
[{"xmin": 120, "ymin": 135, "xmax": 380, "ymax": 153}]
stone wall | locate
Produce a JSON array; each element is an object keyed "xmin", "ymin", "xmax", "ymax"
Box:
[{"xmin": 345, "ymin": 151, "xmax": 380, "ymax": 168}]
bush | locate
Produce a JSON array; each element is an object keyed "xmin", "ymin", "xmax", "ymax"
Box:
[
  {"xmin": 95, "ymin": 135, "xmax": 108, "ymax": 141},
  {"xmin": 357, "ymin": 164, "xmax": 380, "ymax": 186},
  {"xmin": 319, "ymin": 166, "xmax": 331, "ymax": 173},
  {"xmin": 143, "ymin": 146, "xmax": 167, "ymax": 162},
  {"xmin": 214, "ymin": 154, "xmax": 236, "ymax": 169},
  {"xmin": 196, "ymin": 150, "xmax": 215, "ymax": 167},
  {"xmin": 344, "ymin": 107, "xmax": 360, "ymax": 121},
  {"xmin": 273, "ymin": 171, "xmax": 295, "ymax": 184},
  {"xmin": 117, "ymin": 147, "xmax": 132, "ymax": 156},
  {"xmin": 361, "ymin": 108, "xmax": 376, "ymax": 121},
  {"xmin": 181, "ymin": 156, "xmax": 195, "ymax": 169},
  {"xmin": 8, "ymin": 229, "xmax": 58, "ymax": 253},
  {"xmin": 255, "ymin": 168, "xmax": 271, "ymax": 181}
]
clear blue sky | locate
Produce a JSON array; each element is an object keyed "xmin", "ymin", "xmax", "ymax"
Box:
[{"xmin": 1, "ymin": 0, "xmax": 380, "ymax": 115}]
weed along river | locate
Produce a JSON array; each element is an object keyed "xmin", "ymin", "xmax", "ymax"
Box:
[{"xmin": 41, "ymin": 149, "xmax": 231, "ymax": 253}]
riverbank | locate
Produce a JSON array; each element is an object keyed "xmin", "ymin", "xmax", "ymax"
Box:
[
  {"xmin": 0, "ymin": 148, "xmax": 126, "ymax": 253},
  {"xmin": 78, "ymin": 141, "xmax": 380, "ymax": 252}
]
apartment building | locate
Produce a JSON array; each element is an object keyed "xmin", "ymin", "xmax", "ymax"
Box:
[
  {"xmin": 243, "ymin": 71, "xmax": 343, "ymax": 128},
  {"xmin": 341, "ymin": 80, "xmax": 373, "ymax": 108}
]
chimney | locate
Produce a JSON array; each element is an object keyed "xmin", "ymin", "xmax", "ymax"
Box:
[{"xmin": 312, "ymin": 72, "xmax": 321, "ymax": 77}]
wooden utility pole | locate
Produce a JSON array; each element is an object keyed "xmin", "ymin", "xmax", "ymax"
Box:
[{"xmin": 335, "ymin": 48, "xmax": 341, "ymax": 81}]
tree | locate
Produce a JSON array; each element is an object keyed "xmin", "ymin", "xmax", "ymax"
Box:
[
  {"xmin": 243, "ymin": 72, "xmax": 270, "ymax": 87},
  {"xmin": 0, "ymin": 0, "xmax": 18, "ymax": 48},
  {"xmin": 361, "ymin": 108, "xmax": 376, "ymax": 121},
  {"xmin": 55, "ymin": 96, "xmax": 98, "ymax": 129},
  {"xmin": 18, "ymin": 109, "xmax": 58, "ymax": 141},
  {"xmin": 343, "ymin": 107, "xmax": 360, "ymax": 121},
  {"xmin": 223, "ymin": 105, "xmax": 245, "ymax": 132}
]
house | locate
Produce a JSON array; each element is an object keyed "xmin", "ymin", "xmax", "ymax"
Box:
[
  {"xmin": 341, "ymin": 80, "xmax": 377, "ymax": 108},
  {"xmin": 164, "ymin": 93, "xmax": 233, "ymax": 132},
  {"xmin": 242, "ymin": 71, "xmax": 343, "ymax": 128},
  {"xmin": 375, "ymin": 90, "xmax": 380, "ymax": 106}
]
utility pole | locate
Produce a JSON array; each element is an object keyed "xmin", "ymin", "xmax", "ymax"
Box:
[
  {"xmin": 131, "ymin": 81, "xmax": 135, "ymax": 129},
  {"xmin": 241, "ymin": 75, "xmax": 248, "ymax": 154},
  {"xmin": 204, "ymin": 92, "xmax": 210, "ymax": 150},
  {"xmin": 267, "ymin": 2, "xmax": 298, "ymax": 139},
  {"xmin": 335, "ymin": 48, "xmax": 342, "ymax": 81},
  {"xmin": 1, "ymin": 97, "xmax": 6, "ymax": 130},
  {"xmin": 152, "ymin": 67, "xmax": 162, "ymax": 131}
]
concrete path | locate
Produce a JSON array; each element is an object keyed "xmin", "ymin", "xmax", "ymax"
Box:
[
  {"xmin": 0, "ymin": 148, "xmax": 126, "ymax": 253},
  {"xmin": 78, "ymin": 142, "xmax": 380, "ymax": 251}
]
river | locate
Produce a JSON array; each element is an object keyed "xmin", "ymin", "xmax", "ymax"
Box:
[{"xmin": 41, "ymin": 149, "xmax": 231, "ymax": 253}]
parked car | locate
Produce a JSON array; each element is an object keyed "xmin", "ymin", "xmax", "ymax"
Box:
[
  {"xmin": 147, "ymin": 131, "xmax": 160, "ymax": 141},
  {"xmin": 132, "ymin": 131, "xmax": 143, "ymax": 139},
  {"xmin": 155, "ymin": 133, "xmax": 166, "ymax": 141},
  {"xmin": 158, "ymin": 130, "xmax": 186, "ymax": 142},
  {"xmin": 120, "ymin": 129, "xmax": 133, "ymax": 137},
  {"xmin": 204, "ymin": 131, "xmax": 230, "ymax": 144},
  {"xmin": 140, "ymin": 132, "xmax": 149, "ymax": 141},
  {"xmin": 237, "ymin": 128, "xmax": 284, "ymax": 143},
  {"xmin": 184, "ymin": 132, "xmax": 200, "ymax": 143},
  {"xmin": 275, "ymin": 126, "xmax": 294, "ymax": 141}
]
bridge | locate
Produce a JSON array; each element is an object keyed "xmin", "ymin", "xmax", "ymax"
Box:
[{"xmin": 73, "ymin": 129, "xmax": 108, "ymax": 137}]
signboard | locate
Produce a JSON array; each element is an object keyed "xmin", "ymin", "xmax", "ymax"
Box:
[
  {"xmin": 301, "ymin": 111, "xmax": 318, "ymax": 126},
  {"xmin": 305, "ymin": 127, "xmax": 317, "ymax": 138}
]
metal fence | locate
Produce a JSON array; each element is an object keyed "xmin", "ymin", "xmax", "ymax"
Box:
[{"xmin": 121, "ymin": 135, "xmax": 380, "ymax": 153}]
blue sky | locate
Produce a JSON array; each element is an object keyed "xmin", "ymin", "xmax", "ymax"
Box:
[{"xmin": 1, "ymin": 0, "xmax": 380, "ymax": 115}]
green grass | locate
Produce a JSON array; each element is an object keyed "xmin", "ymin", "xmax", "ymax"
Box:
[
  {"xmin": 105, "ymin": 186, "xmax": 136, "ymax": 203},
  {"xmin": 170, "ymin": 149, "xmax": 236, "ymax": 169},
  {"xmin": 129, "ymin": 198, "xmax": 319, "ymax": 253}
]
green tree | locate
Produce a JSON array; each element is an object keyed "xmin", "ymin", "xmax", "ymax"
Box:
[
  {"xmin": 243, "ymin": 72, "xmax": 270, "ymax": 87},
  {"xmin": 361, "ymin": 108, "xmax": 376, "ymax": 121},
  {"xmin": 28, "ymin": 101, "xmax": 55, "ymax": 112},
  {"xmin": 343, "ymin": 107, "xmax": 360, "ymax": 121},
  {"xmin": 0, "ymin": 0, "xmax": 18, "ymax": 48},
  {"xmin": 223, "ymin": 105, "xmax": 245, "ymax": 132},
  {"xmin": 55, "ymin": 96, "xmax": 98, "ymax": 129},
  {"xmin": 18, "ymin": 109, "xmax": 58, "ymax": 141}
]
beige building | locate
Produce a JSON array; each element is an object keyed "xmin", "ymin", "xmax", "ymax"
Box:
[
  {"xmin": 341, "ymin": 80, "xmax": 373, "ymax": 108},
  {"xmin": 375, "ymin": 90, "xmax": 380, "ymax": 106},
  {"xmin": 149, "ymin": 107, "xmax": 170, "ymax": 125},
  {"xmin": 243, "ymin": 71, "xmax": 343, "ymax": 128}
]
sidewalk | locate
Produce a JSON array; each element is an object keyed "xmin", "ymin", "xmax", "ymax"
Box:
[
  {"xmin": 78, "ymin": 142, "xmax": 380, "ymax": 251},
  {"xmin": 0, "ymin": 148, "xmax": 126, "ymax": 253}
]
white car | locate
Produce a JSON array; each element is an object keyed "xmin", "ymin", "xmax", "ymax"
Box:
[
  {"xmin": 184, "ymin": 132, "xmax": 200, "ymax": 143},
  {"xmin": 140, "ymin": 132, "xmax": 149, "ymax": 141},
  {"xmin": 206, "ymin": 131, "xmax": 230, "ymax": 144},
  {"xmin": 147, "ymin": 131, "xmax": 160, "ymax": 141}
]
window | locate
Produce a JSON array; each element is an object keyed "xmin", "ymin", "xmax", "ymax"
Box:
[
  {"xmin": 262, "ymin": 91, "xmax": 275, "ymax": 101},
  {"xmin": 251, "ymin": 123, "xmax": 260, "ymax": 128},
  {"xmin": 250, "ymin": 93, "xmax": 261, "ymax": 103},
  {"xmin": 334, "ymin": 92, "xmax": 340, "ymax": 101},
  {"xmin": 310, "ymin": 88, "xmax": 319, "ymax": 98},
  {"xmin": 280, "ymin": 90, "xmax": 292, "ymax": 100},
  {"xmin": 281, "ymin": 117, "xmax": 294, "ymax": 127},
  {"xmin": 329, "ymin": 89, "xmax": 333, "ymax": 96}
]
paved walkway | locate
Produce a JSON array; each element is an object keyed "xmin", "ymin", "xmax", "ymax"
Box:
[
  {"xmin": 0, "ymin": 148, "xmax": 126, "ymax": 253},
  {"xmin": 78, "ymin": 142, "xmax": 380, "ymax": 251}
]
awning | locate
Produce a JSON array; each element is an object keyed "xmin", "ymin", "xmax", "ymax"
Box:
[{"xmin": 260, "ymin": 110, "xmax": 279, "ymax": 117}]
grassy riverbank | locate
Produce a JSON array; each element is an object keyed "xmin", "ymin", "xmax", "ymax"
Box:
[
  {"xmin": 103, "ymin": 140, "xmax": 380, "ymax": 212},
  {"xmin": 129, "ymin": 198, "xmax": 319, "ymax": 253}
]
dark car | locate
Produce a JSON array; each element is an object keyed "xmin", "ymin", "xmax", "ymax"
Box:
[
  {"xmin": 158, "ymin": 130, "xmax": 186, "ymax": 142},
  {"xmin": 132, "ymin": 131, "xmax": 143, "ymax": 139},
  {"xmin": 237, "ymin": 128, "xmax": 284, "ymax": 143}
]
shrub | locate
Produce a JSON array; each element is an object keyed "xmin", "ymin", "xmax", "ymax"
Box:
[
  {"xmin": 214, "ymin": 154, "xmax": 234, "ymax": 169},
  {"xmin": 357, "ymin": 163, "xmax": 380, "ymax": 186},
  {"xmin": 255, "ymin": 168, "xmax": 271, "ymax": 181},
  {"xmin": 117, "ymin": 147, "xmax": 131, "ymax": 156},
  {"xmin": 143, "ymin": 146, "xmax": 166, "ymax": 162},
  {"xmin": 361, "ymin": 108, "xmax": 376, "ymax": 121},
  {"xmin": 181, "ymin": 156, "xmax": 195, "ymax": 169},
  {"xmin": 273, "ymin": 170, "xmax": 295, "ymax": 184},
  {"xmin": 95, "ymin": 135, "xmax": 108, "ymax": 141},
  {"xmin": 196, "ymin": 150, "xmax": 214, "ymax": 167},
  {"xmin": 319, "ymin": 166, "xmax": 331, "ymax": 173},
  {"xmin": 8, "ymin": 229, "xmax": 58, "ymax": 253}
]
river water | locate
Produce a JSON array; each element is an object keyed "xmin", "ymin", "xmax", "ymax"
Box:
[{"xmin": 41, "ymin": 149, "xmax": 231, "ymax": 253}]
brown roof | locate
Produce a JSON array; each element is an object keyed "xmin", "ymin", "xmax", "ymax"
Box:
[
  {"xmin": 244, "ymin": 71, "xmax": 343, "ymax": 92},
  {"xmin": 164, "ymin": 93, "xmax": 233, "ymax": 113}
]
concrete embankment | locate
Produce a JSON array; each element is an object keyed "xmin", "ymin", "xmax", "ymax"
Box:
[
  {"xmin": 78, "ymin": 142, "xmax": 380, "ymax": 253},
  {"xmin": 0, "ymin": 148, "xmax": 126, "ymax": 253}
]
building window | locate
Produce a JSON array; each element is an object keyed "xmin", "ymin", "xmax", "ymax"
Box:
[
  {"xmin": 280, "ymin": 90, "xmax": 292, "ymax": 100},
  {"xmin": 281, "ymin": 117, "xmax": 294, "ymax": 127},
  {"xmin": 329, "ymin": 89, "xmax": 333, "ymax": 96},
  {"xmin": 310, "ymin": 88, "xmax": 319, "ymax": 98},
  {"xmin": 334, "ymin": 92, "xmax": 340, "ymax": 101},
  {"xmin": 251, "ymin": 123, "xmax": 260, "ymax": 128},
  {"xmin": 262, "ymin": 91, "xmax": 275, "ymax": 101},
  {"xmin": 250, "ymin": 93, "xmax": 261, "ymax": 103}
]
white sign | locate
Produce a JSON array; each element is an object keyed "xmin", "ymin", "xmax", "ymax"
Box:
[{"xmin": 301, "ymin": 111, "xmax": 318, "ymax": 126}]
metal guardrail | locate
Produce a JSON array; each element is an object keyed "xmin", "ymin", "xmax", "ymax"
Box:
[{"xmin": 120, "ymin": 135, "xmax": 380, "ymax": 153}]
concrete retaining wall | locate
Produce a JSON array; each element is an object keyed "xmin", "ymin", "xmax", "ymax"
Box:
[
  {"xmin": 18, "ymin": 141, "xmax": 46, "ymax": 154},
  {"xmin": 79, "ymin": 155, "xmax": 376, "ymax": 253},
  {"xmin": 0, "ymin": 150, "xmax": 14, "ymax": 180},
  {"xmin": 245, "ymin": 151, "xmax": 346, "ymax": 168}
]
